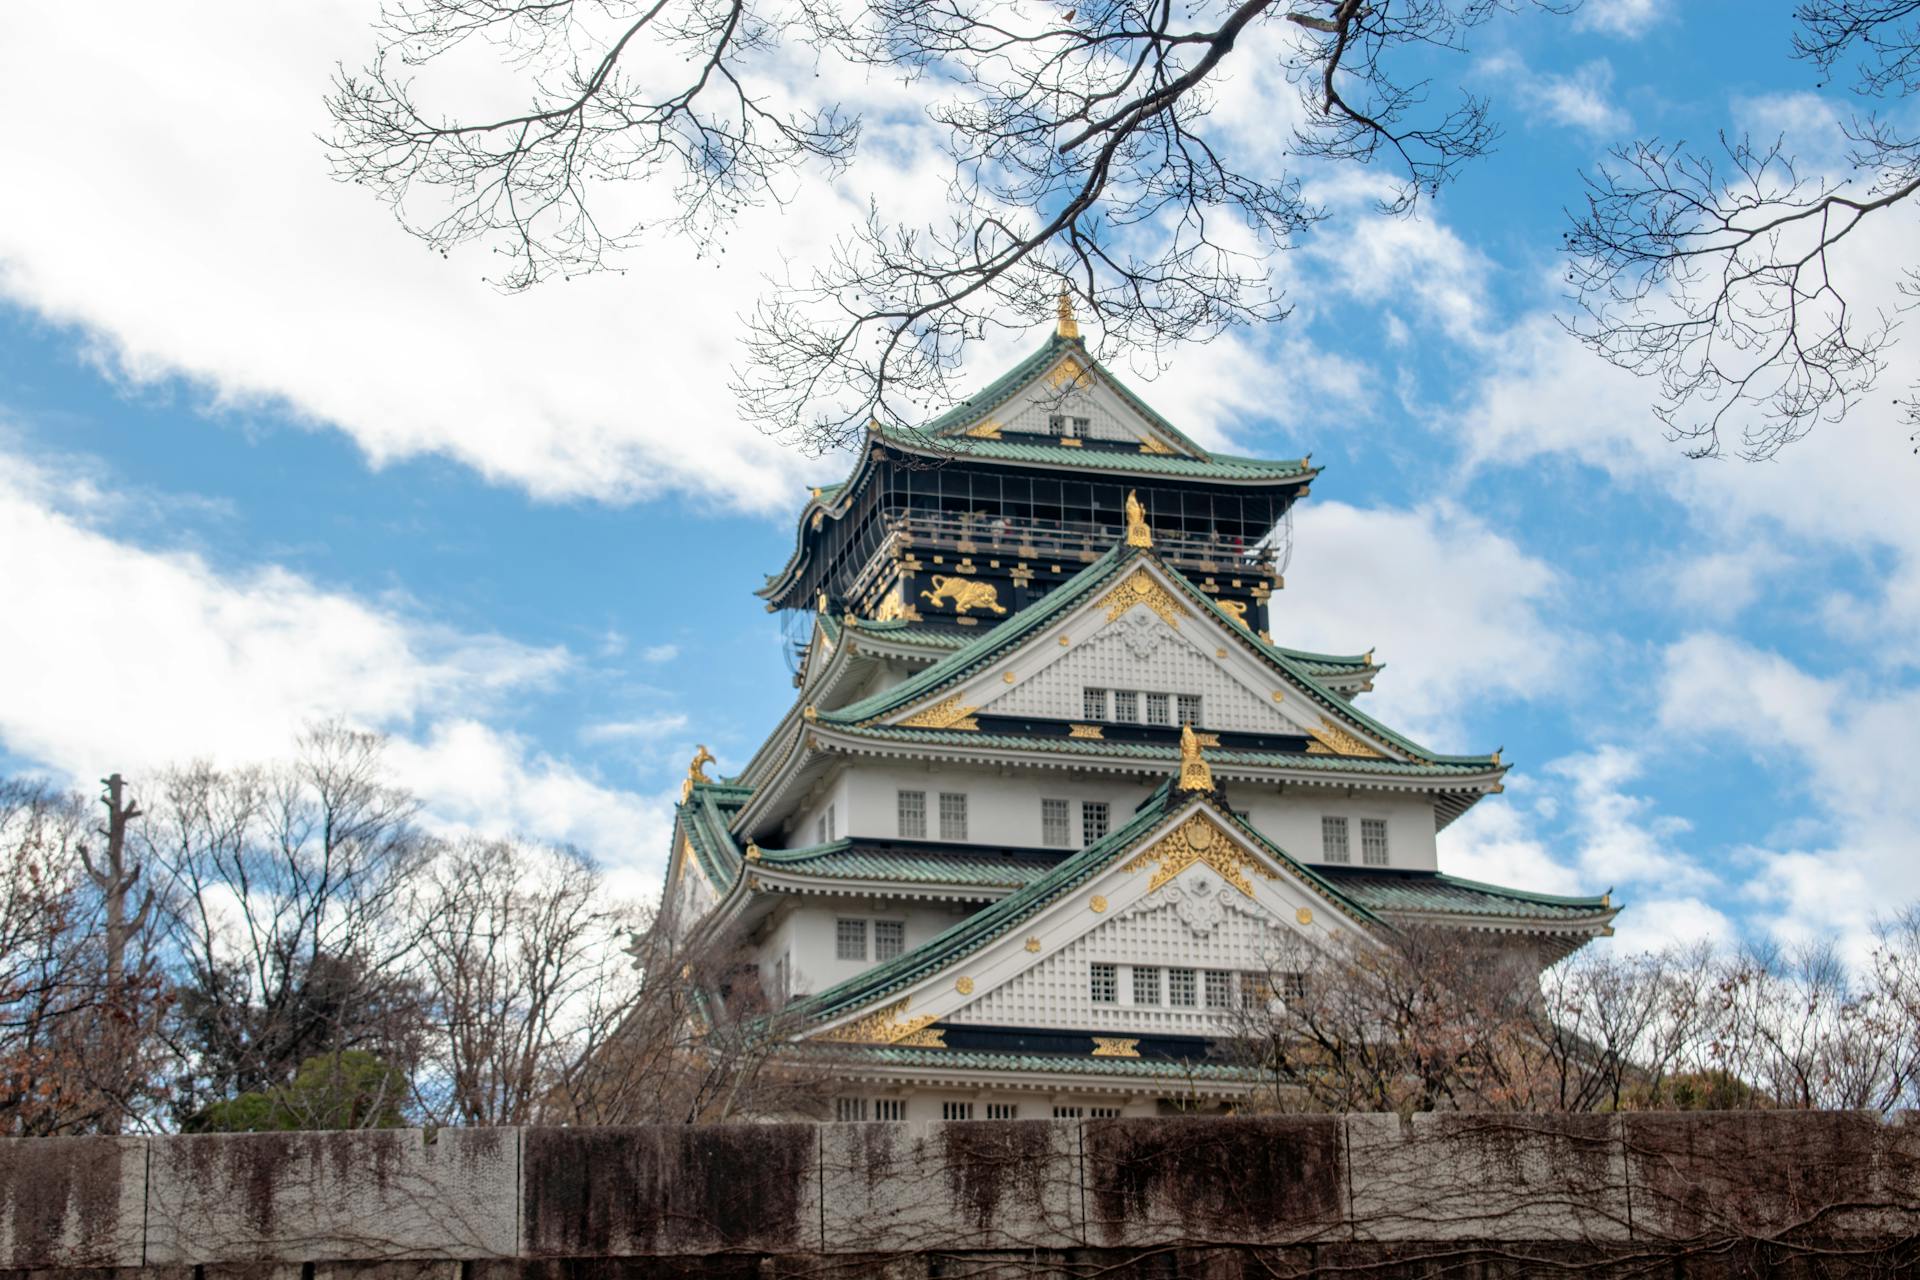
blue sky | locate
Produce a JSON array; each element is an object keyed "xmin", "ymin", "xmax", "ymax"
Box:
[{"xmin": 1, "ymin": 1, "xmax": 1915, "ymax": 953}]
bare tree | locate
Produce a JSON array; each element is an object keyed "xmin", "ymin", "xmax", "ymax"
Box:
[
  {"xmin": 143, "ymin": 723, "xmax": 433, "ymax": 1126},
  {"xmin": 1569, "ymin": 1, "xmax": 1920, "ymax": 459},
  {"xmin": 411, "ymin": 835, "xmax": 645, "ymax": 1126},
  {"xmin": 327, "ymin": 0, "xmax": 1561, "ymax": 449}
]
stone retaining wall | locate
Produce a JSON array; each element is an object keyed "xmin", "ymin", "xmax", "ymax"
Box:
[{"xmin": 4, "ymin": 1113, "xmax": 1916, "ymax": 1277}]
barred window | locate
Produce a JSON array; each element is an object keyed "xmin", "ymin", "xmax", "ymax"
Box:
[
  {"xmin": 1082, "ymin": 800, "xmax": 1110, "ymax": 845},
  {"xmin": 1131, "ymin": 965, "xmax": 1162, "ymax": 1005},
  {"xmin": 1090, "ymin": 962, "xmax": 1118, "ymax": 1004},
  {"xmin": 1042, "ymin": 798, "xmax": 1071, "ymax": 846},
  {"xmin": 1240, "ymin": 972, "xmax": 1275, "ymax": 1009},
  {"xmin": 1204, "ymin": 969, "xmax": 1232, "ymax": 1009},
  {"xmin": 1113, "ymin": 690, "xmax": 1139, "ymax": 722},
  {"xmin": 1168, "ymin": 968, "xmax": 1197, "ymax": 1007},
  {"xmin": 1278, "ymin": 971, "xmax": 1308, "ymax": 1002},
  {"xmin": 1083, "ymin": 687, "xmax": 1108, "ymax": 720},
  {"xmin": 1070, "ymin": 415, "xmax": 1091, "ymax": 438},
  {"xmin": 987, "ymin": 1103, "xmax": 1019, "ymax": 1120},
  {"xmin": 1176, "ymin": 694, "xmax": 1203, "ymax": 726},
  {"xmin": 1047, "ymin": 413, "xmax": 1067, "ymax": 436},
  {"xmin": 942, "ymin": 1101, "xmax": 974, "ymax": 1121},
  {"xmin": 1361, "ymin": 818, "xmax": 1390, "ymax": 866},
  {"xmin": 874, "ymin": 920, "xmax": 906, "ymax": 961},
  {"xmin": 1089, "ymin": 1106, "xmax": 1122, "ymax": 1118},
  {"xmin": 1145, "ymin": 692, "xmax": 1171, "ymax": 725},
  {"xmin": 939, "ymin": 792, "xmax": 968, "ymax": 840},
  {"xmin": 897, "ymin": 789, "xmax": 926, "ymax": 839},
  {"xmin": 835, "ymin": 918, "xmax": 867, "ymax": 961},
  {"xmin": 1052, "ymin": 1105, "xmax": 1084, "ymax": 1119},
  {"xmin": 874, "ymin": 1099, "xmax": 906, "ymax": 1121},
  {"xmin": 1322, "ymin": 816, "xmax": 1351, "ymax": 864},
  {"xmin": 834, "ymin": 1097, "xmax": 868, "ymax": 1122}
]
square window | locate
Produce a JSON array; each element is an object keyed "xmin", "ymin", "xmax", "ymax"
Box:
[
  {"xmin": 1083, "ymin": 687, "xmax": 1108, "ymax": 720},
  {"xmin": 1204, "ymin": 969, "xmax": 1232, "ymax": 1009},
  {"xmin": 1082, "ymin": 800, "xmax": 1110, "ymax": 845},
  {"xmin": 1089, "ymin": 1106, "xmax": 1121, "ymax": 1119},
  {"xmin": 1131, "ymin": 966, "xmax": 1161, "ymax": 1005},
  {"xmin": 834, "ymin": 1097, "xmax": 868, "ymax": 1122},
  {"xmin": 836, "ymin": 918, "xmax": 867, "ymax": 961},
  {"xmin": 1361, "ymin": 818, "xmax": 1390, "ymax": 866},
  {"xmin": 1042, "ymin": 798, "xmax": 1071, "ymax": 846},
  {"xmin": 1321, "ymin": 816, "xmax": 1351, "ymax": 864},
  {"xmin": 874, "ymin": 920, "xmax": 906, "ymax": 961},
  {"xmin": 1052, "ymin": 1105, "xmax": 1084, "ymax": 1119},
  {"xmin": 939, "ymin": 792, "xmax": 968, "ymax": 840},
  {"xmin": 942, "ymin": 1101, "xmax": 974, "ymax": 1121},
  {"xmin": 898, "ymin": 790, "xmax": 926, "ymax": 839},
  {"xmin": 1145, "ymin": 692, "xmax": 1171, "ymax": 725},
  {"xmin": 1047, "ymin": 413, "xmax": 1067, "ymax": 436},
  {"xmin": 874, "ymin": 1099, "xmax": 906, "ymax": 1121},
  {"xmin": 1114, "ymin": 690, "xmax": 1139, "ymax": 721},
  {"xmin": 1240, "ymin": 972, "xmax": 1275, "ymax": 1009},
  {"xmin": 1070, "ymin": 416, "xmax": 1091, "ymax": 438},
  {"xmin": 1176, "ymin": 694, "xmax": 1202, "ymax": 726},
  {"xmin": 987, "ymin": 1103, "xmax": 1019, "ymax": 1120},
  {"xmin": 1090, "ymin": 962, "xmax": 1118, "ymax": 1004},
  {"xmin": 1168, "ymin": 968, "xmax": 1197, "ymax": 1007}
]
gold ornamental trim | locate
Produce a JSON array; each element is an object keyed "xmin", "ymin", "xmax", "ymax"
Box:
[
  {"xmin": 1100, "ymin": 567, "xmax": 1190, "ymax": 629},
  {"xmin": 1296, "ymin": 906, "xmax": 1314, "ymax": 926},
  {"xmin": 1068, "ymin": 723, "xmax": 1105, "ymax": 739},
  {"xmin": 921, "ymin": 575, "xmax": 1007, "ymax": 616},
  {"xmin": 965, "ymin": 419, "xmax": 1004, "ymax": 440},
  {"xmin": 1025, "ymin": 935, "xmax": 1042, "ymax": 953},
  {"xmin": 813, "ymin": 997, "xmax": 940, "ymax": 1046},
  {"xmin": 1124, "ymin": 490, "xmax": 1153, "ymax": 548},
  {"xmin": 1047, "ymin": 354, "xmax": 1090, "ymax": 390},
  {"xmin": 1175, "ymin": 725, "xmax": 1213, "ymax": 793},
  {"xmin": 1090, "ymin": 894, "xmax": 1108, "ymax": 914},
  {"xmin": 1121, "ymin": 810, "xmax": 1279, "ymax": 899},
  {"xmin": 899, "ymin": 695, "xmax": 981, "ymax": 732},
  {"xmin": 1056, "ymin": 290, "xmax": 1080, "ymax": 339},
  {"xmin": 955, "ymin": 976, "xmax": 974, "ymax": 996},
  {"xmin": 1304, "ymin": 717, "xmax": 1385, "ymax": 759},
  {"xmin": 1091, "ymin": 1037, "xmax": 1140, "ymax": 1058},
  {"xmin": 1137, "ymin": 435, "xmax": 1176, "ymax": 455},
  {"xmin": 1218, "ymin": 599, "xmax": 1249, "ymax": 628}
]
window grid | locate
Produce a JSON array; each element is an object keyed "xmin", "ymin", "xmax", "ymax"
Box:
[
  {"xmin": 1176, "ymin": 694, "xmax": 1203, "ymax": 726},
  {"xmin": 1083, "ymin": 687, "xmax": 1108, "ymax": 720},
  {"xmin": 1145, "ymin": 692, "xmax": 1171, "ymax": 725},
  {"xmin": 1113, "ymin": 690, "xmax": 1139, "ymax": 722},
  {"xmin": 942, "ymin": 1101, "xmax": 975, "ymax": 1121},
  {"xmin": 1082, "ymin": 801, "xmax": 1110, "ymax": 845},
  {"xmin": 874, "ymin": 920, "xmax": 906, "ymax": 961},
  {"xmin": 1361, "ymin": 818, "xmax": 1390, "ymax": 866},
  {"xmin": 897, "ymin": 789, "xmax": 926, "ymax": 839},
  {"xmin": 1042, "ymin": 798, "xmax": 1071, "ymax": 846},
  {"xmin": 1089, "ymin": 1107, "xmax": 1122, "ymax": 1119},
  {"xmin": 1052, "ymin": 1105, "xmax": 1084, "ymax": 1119},
  {"xmin": 874, "ymin": 1099, "xmax": 906, "ymax": 1121},
  {"xmin": 1204, "ymin": 970, "xmax": 1232, "ymax": 1009},
  {"xmin": 939, "ymin": 792, "xmax": 968, "ymax": 840},
  {"xmin": 1279, "ymin": 971, "xmax": 1308, "ymax": 1002},
  {"xmin": 835, "ymin": 918, "xmax": 867, "ymax": 961},
  {"xmin": 1168, "ymin": 968, "xmax": 1197, "ymax": 1007},
  {"xmin": 834, "ymin": 1097, "xmax": 868, "ymax": 1122},
  {"xmin": 1322, "ymin": 816, "xmax": 1351, "ymax": 864},
  {"xmin": 986, "ymin": 1103, "xmax": 1019, "ymax": 1120},
  {"xmin": 1131, "ymin": 965, "xmax": 1162, "ymax": 1005},
  {"xmin": 1090, "ymin": 962, "xmax": 1118, "ymax": 1004},
  {"xmin": 1240, "ymin": 972, "xmax": 1275, "ymax": 1010}
]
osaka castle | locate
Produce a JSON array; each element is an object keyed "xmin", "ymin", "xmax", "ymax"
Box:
[{"xmin": 660, "ymin": 299, "xmax": 1618, "ymax": 1118}]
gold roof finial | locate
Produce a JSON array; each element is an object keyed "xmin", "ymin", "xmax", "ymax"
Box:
[
  {"xmin": 1056, "ymin": 289, "xmax": 1080, "ymax": 340},
  {"xmin": 1124, "ymin": 490, "xmax": 1153, "ymax": 548},
  {"xmin": 1177, "ymin": 724, "xmax": 1214, "ymax": 793},
  {"xmin": 681, "ymin": 744, "xmax": 716, "ymax": 801}
]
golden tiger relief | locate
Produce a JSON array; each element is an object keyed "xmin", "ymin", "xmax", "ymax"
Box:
[{"xmin": 920, "ymin": 575, "xmax": 1007, "ymax": 616}]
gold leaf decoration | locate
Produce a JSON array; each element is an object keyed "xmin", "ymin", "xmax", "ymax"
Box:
[
  {"xmin": 1124, "ymin": 490, "xmax": 1153, "ymax": 547},
  {"xmin": 897, "ymin": 1026, "xmax": 947, "ymax": 1048},
  {"xmin": 1304, "ymin": 717, "xmax": 1384, "ymax": 759},
  {"xmin": 1090, "ymin": 894, "xmax": 1108, "ymax": 914},
  {"xmin": 1046, "ymin": 354, "xmax": 1090, "ymax": 389},
  {"xmin": 1176, "ymin": 724, "xmax": 1213, "ymax": 793},
  {"xmin": 1091, "ymin": 1037, "xmax": 1141, "ymax": 1058},
  {"xmin": 899, "ymin": 695, "xmax": 981, "ymax": 732},
  {"xmin": 813, "ymin": 997, "xmax": 941, "ymax": 1045},
  {"xmin": 1120, "ymin": 810, "xmax": 1279, "ymax": 898},
  {"xmin": 1068, "ymin": 723, "xmax": 1105, "ymax": 739},
  {"xmin": 1137, "ymin": 435, "xmax": 1176, "ymax": 455},
  {"xmin": 965, "ymin": 419, "xmax": 1003, "ymax": 440},
  {"xmin": 1296, "ymin": 906, "xmax": 1314, "ymax": 926},
  {"xmin": 920, "ymin": 575, "xmax": 1007, "ymax": 616},
  {"xmin": 1218, "ymin": 599, "xmax": 1249, "ymax": 628},
  {"xmin": 1025, "ymin": 936, "xmax": 1041, "ymax": 953},
  {"xmin": 955, "ymin": 976, "xmax": 974, "ymax": 995},
  {"xmin": 1100, "ymin": 567, "xmax": 1191, "ymax": 629}
]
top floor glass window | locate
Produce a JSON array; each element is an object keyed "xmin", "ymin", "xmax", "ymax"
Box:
[
  {"xmin": 1322, "ymin": 816, "xmax": 1350, "ymax": 864},
  {"xmin": 1176, "ymin": 694, "xmax": 1202, "ymax": 726},
  {"xmin": 897, "ymin": 789, "xmax": 926, "ymax": 839},
  {"xmin": 940, "ymin": 792, "xmax": 968, "ymax": 840},
  {"xmin": 1083, "ymin": 687, "xmax": 1108, "ymax": 720},
  {"xmin": 1361, "ymin": 818, "xmax": 1390, "ymax": 866}
]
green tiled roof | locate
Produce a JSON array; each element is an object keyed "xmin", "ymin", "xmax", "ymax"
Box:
[
  {"xmin": 1321, "ymin": 868, "xmax": 1614, "ymax": 921},
  {"xmin": 796, "ymin": 1040, "xmax": 1259, "ymax": 1083},
  {"xmin": 758, "ymin": 840, "xmax": 1059, "ymax": 889},
  {"xmin": 880, "ymin": 426, "xmax": 1313, "ymax": 482},
  {"xmin": 827, "ymin": 723, "xmax": 1497, "ymax": 779}
]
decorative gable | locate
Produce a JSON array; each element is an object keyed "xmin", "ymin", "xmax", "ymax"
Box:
[{"xmin": 945, "ymin": 350, "xmax": 1199, "ymax": 457}]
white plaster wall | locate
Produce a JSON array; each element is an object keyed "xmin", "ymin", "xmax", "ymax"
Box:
[
  {"xmin": 840, "ymin": 761, "xmax": 1155, "ymax": 848},
  {"xmin": 1236, "ymin": 789, "xmax": 1439, "ymax": 871},
  {"xmin": 789, "ymin": 771, "xmax": 853, "ymax": 847},
  {"xmin": 989, "ymin": 364, "xmax": 1168, "ymax": 446},
  {"xmin": 760, "ymin": 898, "xmax": 979, "ymax": 998}
]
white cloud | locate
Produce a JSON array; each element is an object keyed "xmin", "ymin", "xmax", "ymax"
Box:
[
  {"xmin": 0, "ymin": 440, "xmax": 660, "ymax": 885},
  {"xmin": 1277, "ymin": 499, "xmax": 1570, "ymax": 745},
  {"xmin": 1480, "ymin": 56, "xmax": 1630, "ymax": 136},
  {"xmin": 580, "ymin": 713, "xmax": 691, "ymax": 744},
  {"xmin": 640, "ymin": 643, "xmax": 681, "ymax": 664},
  {"xmin": 1572, "ymin": 0, "xmax": 1664, "ymax": 38}
]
